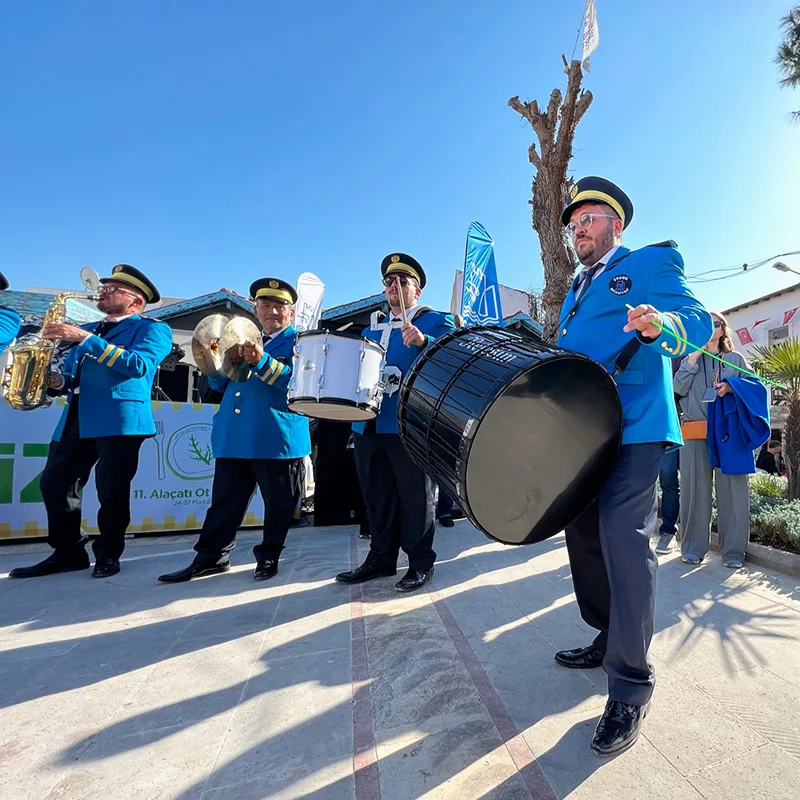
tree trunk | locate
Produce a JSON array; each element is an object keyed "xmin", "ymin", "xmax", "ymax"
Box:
[
  {"xmin": 509, "ymin": 60, "xmax": 593, "ymax": 341},
  {"xmin": 784, "ymin": 395, "xmax": 800, "ymax": 500}
]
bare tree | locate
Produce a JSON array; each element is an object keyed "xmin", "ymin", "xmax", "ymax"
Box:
[{"xmin": 509, "ymin": 60, "xmax": 593, "ymax": 339}]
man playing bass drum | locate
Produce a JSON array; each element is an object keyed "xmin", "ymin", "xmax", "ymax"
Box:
[{"xmin": 335, "ymin": 253, "xmax": 455, "ymax": 592}]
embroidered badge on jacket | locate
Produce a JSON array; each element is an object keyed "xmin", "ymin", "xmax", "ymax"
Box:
[{"xmin": 609, "ymin": 275, "xmax": 632, "ymax": 295}]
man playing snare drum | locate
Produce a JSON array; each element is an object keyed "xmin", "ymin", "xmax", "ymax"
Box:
[{"xmin": 335, "ymin": 254, "xmax": 455, "ymax": 592}]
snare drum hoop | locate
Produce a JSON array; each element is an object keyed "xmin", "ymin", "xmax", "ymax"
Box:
[
  {"xmin": 289, "ymin": 330, "xmax": 386, "ymax": 417},
  {"xmin": 397, "ymin": 326, "xmax": 623, "ymax": 544}
]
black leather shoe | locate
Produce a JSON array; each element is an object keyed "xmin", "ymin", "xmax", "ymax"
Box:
[
  {"xmin": 335, "ymin": 559, "xmax": 396, "ymax": 584},
  {"xmin": 8, "ymin": 552, "xmax": 89, "ymax": 579},
  {"xmin": 92, "ymin": 559, "xmax": 121, "ymax": 578},
  {"xmin": 591, "ymin": 700, "xmax": 648, "ymax": 757},
  {"xmin": 554, "ymin": 644, "xmax": 605, "ymax": 669},
  {"xmin": 254, "ymin": 560, "xmax": 278, "ymax": 580},
  {"xmin": 395, "ymin": 567, "xmax": 434, "ymax": 592},
  {"xmin": 158, "ymin": 559, "xmax": 230, "ymax": 583},
  {"xmin": 438, "ymin": 515, "xmax": 455, "ymax": 528}
]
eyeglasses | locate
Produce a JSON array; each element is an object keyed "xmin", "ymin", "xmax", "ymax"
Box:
[
  {"xmin": 713, "ymin": 320, "xmax": 723, "ymax": 329},
  {"xmin": 566, "ymin": 213, "xmax": 618, "ymax": 238},
  {"xmin": 99, "ymin": 284, "xmax": 139, "ymax": 298},
  {"xmin": 382, "ymin": 275, "xmax": 413, "ymax": 287}
]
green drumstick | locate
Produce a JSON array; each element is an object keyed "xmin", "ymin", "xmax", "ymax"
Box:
[{"xmin": 624, "ymin": 303, "xmax": 787, "ymax": 391}]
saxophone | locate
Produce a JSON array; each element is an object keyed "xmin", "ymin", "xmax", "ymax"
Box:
[{"xmin": 3, "ymin": 292, "xmax": 99, "ymax": 411}]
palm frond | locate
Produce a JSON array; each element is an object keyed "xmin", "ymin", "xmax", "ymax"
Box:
[
  {"xmin": 776, "ymin": 6, "xmax": 800, "ymax": 91},
  {"xmin": 751, "ymin": 337, "xmax": 800, "ymax": 395}
]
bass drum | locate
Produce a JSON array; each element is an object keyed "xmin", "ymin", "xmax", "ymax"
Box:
[{"xmin": 397, "ymin": 326, "xmax": 622, "ymax": 545}]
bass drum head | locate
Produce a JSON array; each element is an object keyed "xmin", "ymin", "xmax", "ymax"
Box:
[
  {"xmin": 465, "ymin": 356, "xmax": 621, "ymax": 545},
  {"xmin": 288, "ymin": 399, "xmax": 376, "ymax": 422}
]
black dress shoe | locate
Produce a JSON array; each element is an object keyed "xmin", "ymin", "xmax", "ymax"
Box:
[
  {"xmin": 395, "ymin": 567, "xmax": 434, "ymax": 592},
  {"xmin": 158, "ymin": 559, "xmax": 230, "ymax": 583},
  {"xmin": 438, "ymin": 515, "xmax": 455, "ymax": 528},
  {"xmin": 591, "ymin": 700, "xmax": 649, "ymax": 757},
  {"xmin": 554, "ymin": 644, "xmax": 605, "ymax": 669},
  {"xmin": 335, "ymin": 558, "xmax": 396, "ymax": 584},
  {"xmin": 8, "ymin": 552, "xmax": 90, "ymax": 579},
  {"xmin": 92, "ymin": 559, "xmax": 121, "ymax": 578},
  {"xmin": 254, "ymin": 560, "xmax": 278, "ymax": 580}
]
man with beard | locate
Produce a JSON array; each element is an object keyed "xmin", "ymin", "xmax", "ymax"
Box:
[
  {"xmin": 555, "ymin": 177, "xmax": 711, "ymax": 756},
  {"xmin": 9, "ymin": 265, "xmax": 172, "ymax": 579}
]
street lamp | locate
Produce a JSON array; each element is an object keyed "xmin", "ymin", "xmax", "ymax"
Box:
[{"xmin": 772, "ymin": 261, "xmax": 800, "ymax": 277}]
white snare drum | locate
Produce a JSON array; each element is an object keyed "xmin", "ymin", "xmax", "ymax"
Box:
[{"xmin": 288, "ymin": 330, "xmax": 385, "ymax": 421}]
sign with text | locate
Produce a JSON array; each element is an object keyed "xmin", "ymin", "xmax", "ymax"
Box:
[{"xmin": 0, "ymin": 401, "xmax": 264, "ymax": 540}]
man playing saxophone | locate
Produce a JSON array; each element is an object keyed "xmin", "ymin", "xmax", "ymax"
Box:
[
  {"xmin": 9, "ymin": 265, "xmax": 172, "ymax": 580},
  {"xmin": 0, "ymin": 271, "xmax": 21, "ymax": 355}
]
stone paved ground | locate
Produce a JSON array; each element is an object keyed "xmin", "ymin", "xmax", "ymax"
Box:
[{"xmin": 1, "ymin": 522, "xmax": 799, "ymax": 799}]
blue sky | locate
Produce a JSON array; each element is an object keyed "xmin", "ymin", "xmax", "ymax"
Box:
[{"xmin": 1, "ymin": 0, "xmax": 798, "ymax": 315}]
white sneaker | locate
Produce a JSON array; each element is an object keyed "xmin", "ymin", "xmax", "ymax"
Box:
[{"xmin": 655, "ymin": 533, "xmax": 675, "ymax": 554}]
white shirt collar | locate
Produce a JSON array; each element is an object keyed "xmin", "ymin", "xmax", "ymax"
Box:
[
  {"xmin": 102, "ymin": 314, "xmax": 134, "ymax": 323},
  {"xmin": 584, "ymin": 245, "xmax": 619, "ymax": 273}
]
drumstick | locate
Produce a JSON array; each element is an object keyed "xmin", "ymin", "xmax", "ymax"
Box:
[
  {"xmin": 396, "ymin": 276, "xmax": 408, "ymax": 325},
  {"xmin": 337, "ymin": 322, "xmax": 354, "ymax": 332},
  {"xmin": 624, "ymin": 303, "xmax": 787, "ymax": 389}
]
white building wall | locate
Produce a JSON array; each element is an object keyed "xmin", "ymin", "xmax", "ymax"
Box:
[
  {"xmin": 723, "ymin": 284, "xmax": 800, "ymax": 361},
  {"xmin": 449, "ymin": 270, "xmax": 531, "ymax": 319}
]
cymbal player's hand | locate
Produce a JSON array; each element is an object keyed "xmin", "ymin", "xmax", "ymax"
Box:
[{"xmin": 242, "ymin": 340, "xmax": 263, "ymax": 365}]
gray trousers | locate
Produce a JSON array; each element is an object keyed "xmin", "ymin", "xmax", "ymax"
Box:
[
  {"xmin": 565, "ymin": 443, "xmax": 662, "ymax": 706},
  {"xmin": 679, "ymin": 440, "xmax": 750, "ymax": 560}
]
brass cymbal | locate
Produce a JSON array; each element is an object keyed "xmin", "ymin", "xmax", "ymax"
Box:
[
  {"xmin": 220, "ymin": 316, "xmax": 262, "ymax": 382},
  {"xmin": 191, "ymin": 314, "xmax": 230, "ymax": 377}
]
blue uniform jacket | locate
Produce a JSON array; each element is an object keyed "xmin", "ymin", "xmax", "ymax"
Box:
[
  {"xmin": 557, "ymin": 243, "xmax": 712, "ymax": 447},
  {"xmin": 0, "ymin": 307, "xmax": 21, "ymax": 355},
  {"xmin": 354, "ymin": 307, "xmax": 456, "ymax": 435},
  {"xmin": 51, "ymin": 314, "xmax": 173, "ymax": 440},
  {"xmin": 208, "ymin": 324, "xmax": 310, "ymax": 460},
  {"xmin": 708, "ymin": 376, "xmax": 770, "ymax": 475}
]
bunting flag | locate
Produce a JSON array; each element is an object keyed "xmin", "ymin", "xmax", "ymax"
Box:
[
  {"xmin": 735, "ymin": 327, "xmax": 753, "ymax": 346},
  {"xmin": 581, "ymin": 0, "xmax": 599, "ymax": 71},
  {"xmin": 784, "ymin": 307, "xmax": 798, "ymax": 325},
  {"xmin": 752, "ymin": 318, "xmax": 769, "ymax": 328},
  {"xmin": 461, "ymin": 222, "xmax": 504, "ymax": 327}
]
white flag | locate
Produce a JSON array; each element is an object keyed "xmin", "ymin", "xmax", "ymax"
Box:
[
  {"xmin": 294, "ymin": 272, "xmax": 325, "ymax": 332},
  {"xmin": 581, "ymin": 0, "xmax": 599, "ymax": 72}
]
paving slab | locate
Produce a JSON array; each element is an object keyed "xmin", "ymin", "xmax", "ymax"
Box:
[{"xmin": 0, "ymin": 522, "xmax": 798, "ymax": 799}]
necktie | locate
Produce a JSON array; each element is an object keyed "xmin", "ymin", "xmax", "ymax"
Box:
[
  {"xmin": 94, "ymin": 319, "xmax": 120, "ymax": 339},
  {"xmin": 574, "ymin": 262, "xmax": 603, "ymax": 302}
]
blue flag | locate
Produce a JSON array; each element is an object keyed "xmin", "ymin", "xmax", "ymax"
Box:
[{"xmin": 461, "ymin": 221, "xmax": 503, "ymax": 326}]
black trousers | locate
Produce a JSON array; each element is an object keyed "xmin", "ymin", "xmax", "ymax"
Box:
[
  {"xmin": 564, "ymin": 443, "xmax": 662, "ymax": 706},
  {"xmin": 354, "ymin": 432, "xmax": 436, "ymax": 572},
  {"xmin": 194, "ymin": 457, "xmax": 301, "ymax": 564},
  {"xmin": 41, "ymin": 409, "xmax": 145, "ymax": 562}
]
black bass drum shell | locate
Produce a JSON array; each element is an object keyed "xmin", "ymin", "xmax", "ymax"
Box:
[{"xmin": 396, "ymin": 326, "xmax": 623, "ymax": 545}]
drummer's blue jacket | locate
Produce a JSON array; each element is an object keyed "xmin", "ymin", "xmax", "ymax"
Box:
[
  {"xmin": 557, "ymin": 242, "xmax": 712, "ymax": 447},
  {"xmin": 208, "ymin": 324, "xmax": 310, "ymax": 459},
  {"xmin": 354, "ymin": 306, "xmax": 456, "ymax": 435},
  {"xmin": 0, "ymin": 307, "xmax": 21, "ymax": 355}
]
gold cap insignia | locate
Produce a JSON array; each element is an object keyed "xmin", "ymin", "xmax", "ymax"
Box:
[
  {"xmin": 269, "ymin": 280, "xmax": 279, "ymax": 289},
  {"xmin": 391, "ymin": 255, "xmax": 400, "ymax": 263},
  {"xmin": 570, "ymin": 184, "xmax": 579, "ymax": 200},
  {"xmin": 113, "ymin": 265, "xmax": 123, "ymax": 274}
]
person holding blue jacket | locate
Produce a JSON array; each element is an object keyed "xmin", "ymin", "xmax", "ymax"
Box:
[
  {"xmin": 9, "ymin": 265, "xmax": 172, "ymax": 580},
  {"xmin": 336, "ymin": 253, "xmax": 455, "ymax": 592},
  {"xmin": 0, "ymin": 270, "xmax": 21, "ymax": 355},
  {"xmin": 159, "ymin": 278, "xmax": 310, "ymax": 584},
  {"xmin": 554, "ymin": 177, "xmax": 712, "ymax": 757}
]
